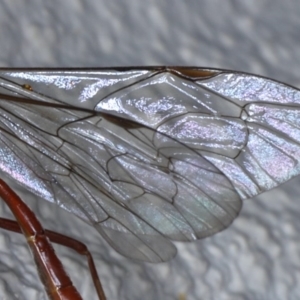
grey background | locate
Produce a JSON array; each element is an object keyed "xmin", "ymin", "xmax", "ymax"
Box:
[{"xmin": 0, "ymin": 1, "xmax": 300, "ymax": 299}]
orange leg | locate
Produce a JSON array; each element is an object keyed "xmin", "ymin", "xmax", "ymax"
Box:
[{"xmin": 0, "ymin": 179, "xmax": 106, "ymax": 300}]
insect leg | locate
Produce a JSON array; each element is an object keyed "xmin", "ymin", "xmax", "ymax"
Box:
[
  {"xmin": 0, "ymin": 179, "xmax": 83, "ymax": 300},
  {"xmin": 0, "ymin": 217, "xmax": 106, "ymax": 299}
]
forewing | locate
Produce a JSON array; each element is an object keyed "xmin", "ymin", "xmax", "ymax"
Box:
[{"xmin": 0, "ymin": 68, "xmax": 297, "ymax": 262}]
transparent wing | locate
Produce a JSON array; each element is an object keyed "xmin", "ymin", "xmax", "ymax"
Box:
[{"xmin": 0, "ymin": 67, "xmax": 297, "ymax": 262}]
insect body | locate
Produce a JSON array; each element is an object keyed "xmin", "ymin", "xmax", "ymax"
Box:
[{"xmin": 0, "ymin": 66, "xmax": 299, "ymax": 266}]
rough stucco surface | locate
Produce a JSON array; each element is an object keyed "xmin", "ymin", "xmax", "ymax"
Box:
[{"xmin": 0, "ymin": 1, "xmax": 300, "ymax": 299}]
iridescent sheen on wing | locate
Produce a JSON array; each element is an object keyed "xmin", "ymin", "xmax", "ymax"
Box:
[{"xmin": 0, "ymin": 67, "xmax": 297, "ymax": 262}]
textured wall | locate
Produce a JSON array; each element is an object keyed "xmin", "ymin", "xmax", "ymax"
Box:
[{"xmin": 0, "ymin": 1, "xmax": 300, "ymax": 299}]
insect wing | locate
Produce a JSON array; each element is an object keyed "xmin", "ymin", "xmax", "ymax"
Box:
[{"xmin": 0, "ymin": 68, "xmax": 297, "ymax": 262}]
